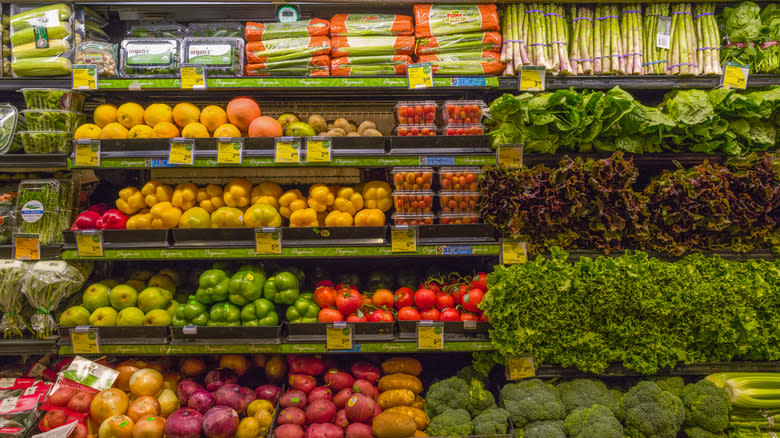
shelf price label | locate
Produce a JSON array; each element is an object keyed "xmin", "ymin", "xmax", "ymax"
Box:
[
  {"xmin": 417, "ymin": 321, "xmax": 444, "ymax": 350},
  {"xmin": 169, "ymin": 138, "xmax": 195, "ymax": 165},
  {"xmin": 518, "ymin": 66, "xmax": 546, "ymax": 91},
  {"xmin": 326, "ymin": 322, "xmax": 352, "ymax": 350},
  {"xmin": 274, "ymin": 137, "xmax": 300, "ymax": 163},
  {"xmin": 391, "ymin": 226, "xmax": 417, "ymax": 253},
  {"xmin": 721, "ymin": 61, "xmax": 749, "ymax": 89},
  {"xmin": 75, "ymin": 231, "xmax": 103, "ymax": 257},
  {"xmin": 71, "ymin": 326, "xmax": 100, "ymax": 354},
  {"xmin": 501, "ymin": 239, "xmax": 527, "ymax": 265},
  {"xmin": 407, "ymin": 62, "xmax": 433, "ymax": 89},
  {"xmin": 217, "ymin": 138, "xmax": 243, "ymax": 164},
  {"xmin": 14, "ymin": 233, "xmax": 40, "ymax": 260},
  {"xmin": 72, "ymin": 65, "xmax": 98, "ymax": 90},
  {"xmin": 180, "ymin": 66, "xmax": 206, "ymax": 89},
  {"xmin": 255, "ymin": 228, "xmax": 282, "ymax": 255},
  {"xmin": 496, "ymin": 145, "xmax": 523, "ymax": 168},
  {"xmin": 74, "ymin": 140, "xmax": 100, "ymax": 167},
  {"xmin": 306, "ymin": 137, "xmax": 331, "ymax": 163},
  {"xmin": 505, "ymin": 356, "xmax": 535, "ymax": 380}
]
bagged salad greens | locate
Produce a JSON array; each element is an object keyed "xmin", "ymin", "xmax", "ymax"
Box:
[
  {"xmin": 330, "ymin": 36, "xmax": 415, "ymax": 57},
  {"xmin": 18, "ymin": 88, "xmax": 85, "ymax": 111},
  {"xmin": 0, "ymin": 260, "xmax": 30, "ymax": 338},
  {"xmin": 188, "ymin": 22, "xmax": 243, "ymax": 37},
  {"xmin": 415, "ymin": 31, "xmax": 502, "ymax": 55},
  {"xmin": 246, "ymin": 37, "xmax": 330, "ymax": 63},
  {"xmin": 413, "ymin": 4, "xmax": 500, "ymax": 38},
  {"xmin": 21, "ymin": 110, "xmax": 84, "ymax": 132},
  {"xmin": 245, "ymin": 19, "xmax": 329, "ymax": 42},
  {"xmin": 23, "ymin": 260, "xmax": 91, "ymax": 338},
  {"xmin": 329, "ymin": 14, "xmax": 413, "ymax": 36},
  {"xmin": 181, "ymin": 37, "xmax": 244, "ymax": 76}
]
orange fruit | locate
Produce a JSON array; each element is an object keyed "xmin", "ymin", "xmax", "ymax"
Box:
[
  {"xmin": 100, "ymin": 123, "xmax": 129, "ymax": 140},
  {"xmin": 116, "ymin": 103, "xmax": 145, "ymax": 129},
  {"xmin": 200, "ymin": 105, "xmax": 228, "ymax": 133},
  {"xmin": 172, "ymin": 103, "xmax": 200, "ymax": 129},
  {"xmin": 128, "ymin": 125, "xmax": 155, "ymax": 139},
  {"xmin": 212, "ymin": 123, "xmax": 241, "ymax": 138},
  {"xmin": 152, "ymin": 122, "xmax": 180, "ymax": 139},
  {"xmin": 143, "ymin": 104, "xmax": 173, "ymax": 127},
  {"xmin": 74, "ymin": 123, "xmax": 102, "ymax": 140},
  {"xmin": 93, "ymin": 104, "xmax": 117, "ymax": 128},
  {"xmin": 181, "ymin": 122, "xmax": 210, "ymax": 138}
]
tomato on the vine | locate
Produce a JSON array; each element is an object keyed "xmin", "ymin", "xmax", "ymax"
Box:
[
  {"xmin": 313, "ymin": 286, "xmax": 336, "ymax": 309},
  {"xmin": 372, "ymin": 289, "xmax": 394, "ymax": 308},
  {"xmin": 393, "ymin": 287, "xmax": 414, "ymax": 309},
  {"xmin": 335, "ymin": 289, "xmax": 361, "ymax": 315},
  {"xmin": 318, "ymin": 308, "xmax": 344, "ymax": 323},
  {"xmin": 368, "ymin": 308, "xmax": 394, "ymax": 322},
  {"xmin": 470, "ymin": 272, "xmax": 488, "ymax": 292},
  {"xmin": 463, "ymin": 289, "xmax": 484, "ymax": 313},
  {"xmin": 451, "ymin": 284, "xmax": 468, "ymax": 305},
  {"xmin": 460, "ymin": 312, "xmax": 479, "ymax": 322},
  {"xmin": 435, "ymin": 293, "xmax": 455, "ymax": 311},
  {"xmin": 414, "ymin": 288, "xmax": 436, "ymax": 310},
  {"xmin": 419, "ymin": 281, "xmax": 441, "ymax": 295},
  {"xmin": 439, "ymin": 308, "xmax": 460, "ymax": 321},
  {"xmin": 419, "ymin": 308, "xmax": 440, "ymax": 321},
  {"xmin": 397, "ymin": 306, "xmax": 421, "ymax": 321},
  {"xmin": 346, "ymin": 311, "xmax": 368, "ymax": 323}
]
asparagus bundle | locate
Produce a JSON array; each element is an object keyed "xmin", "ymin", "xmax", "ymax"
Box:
[
  {"xmin": 545, "ymin": 4, "xmax": 574, "ymax": 75},
  {"xmin": 643, "ymin": 3, "xmax": 670, "ymax": 74},
  {"xmin": 525, "ymin": 4, "xmax": 550, "ymax": 69},
  {"xmin": 621, "ymin": 4, "xmax": 643, "ymax": 75},
  {"xmin": 694, "ymin": 3, "xmax": 721, "ymax": 75},
  {"xmin": 668, "ymin": 3, "xmax": 698, "ymax": 75},
  {"xmin": 500, "ymin": 4, "xmax": 515, "ymax": 75},
  {"xmin": 595, "ymin": 5, "xmax": 623, "ymax": 74},
  {"xmin": 570, "ymin": 6, "xmax": 594, "ymax": 75}
]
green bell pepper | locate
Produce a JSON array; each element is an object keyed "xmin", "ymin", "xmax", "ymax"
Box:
[
  {"xmin": 195, "ymin": 269, "xmax": 230, "ymax": 304},
  {"xmin": 229, "ymin": 266, "xmax": 267, "ymax": 306},
  {"xmin": 172, "ymin": 295, "xmax": 210, "ymax": 326},
  {"xmin": 263, "ymin": 271, "xmax": 300, "ymax": 305},
  {"xmin": 208, "ymin": 302, "xmax": 241, "ymax": 326},
  {"xmin": 241, "ymin": 298, "xmax": 279, "ymax": 326},
  {"xmin": 299, "ymin": 291, "xmax": 314, "ymax": 302},
  {"xmin": 285, "ymin": 296, "xmax": 319, "ymax": 323}
]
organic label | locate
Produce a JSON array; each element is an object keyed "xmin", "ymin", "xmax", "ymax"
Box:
[
  {"xmin": 417, "ymin": 323, "xmax": 444, "ymax": 350},
  {"xmin": 74, "ymin": 140, "xmax": 100, "ymax": 167},
  {"xmin": 326, "ymin": 324, "xmax": 352, "ymax": 350},
  {"xmin": 33, "ymin": 26, "xmax": 49, "ymax": 48},
  {"xmin": 501, "ymin": 240, "xmax": 527, "ymax": 265},
  {"xmin": 407, "ymin": 62, "xmax": 433, "ymax": 89},
  {"xmin": 72, "ymin": 65, "xmax": 98, "ymax": 90},
  {"xmin": 169, "ymin": 139, "xmax": 195, "ymax": 165},
  {"xmin": 71, "ymin": 330, "xmax": 100, "ymax": 354},
  {"xmin": 188, "ymin": 44, "xmax": 233, "ymax": 65},
  {"xmin": 506, "ymin": 356, "xmax": 535, "ymax": 380},
  {"xmin": 75, "ymin": 231, "xmax": 103, "ymax": 257},
  {"xmin": 255, "ymin": 228, "xmax": 282, "ymax": 255},
  {"xmin": 656, "ymin": 16, "xmax": 672, "ymax": 49},
  {"xmin": 217, "ymin": 138, "xmax": 243, "ymax": 164},
  {"xmin": 721, "ymin": 61, "xmax": 749, "ymax": 89},
  {"xmin": 306, "ymin": 138, "xmax": 331, "ymax": 163},
  {"xmin": 180, "ymin": 66, "xmax": 206, "ymax": 89},
  {"xmin": 274, "ymin": 138, "xmax": 300, "ymax": 163},
  {"xmin": 126, "ymin": 42, "xmax": 175, "ymax": 65},
  {"xmin": 391, "ymin": 227, "xmax": 417, "ymax": 252},
  {"xmin": 497, "ymin": 146, "xmax": 523, "ymax": 168},
  {"xmin": 14, "ymin": 234, "xmax": 40, "ymax": 260},
  {"xmin": 519, "ymin": 66, "xmax": 545, "ymax": 91}
]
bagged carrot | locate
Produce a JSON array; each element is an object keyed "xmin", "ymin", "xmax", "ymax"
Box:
[
  {"xmin": 245, "ymin": 19, "xmax": 329, "ymax": 42},
  {"xmin": 330, "ymin": 36, "xmax": 415, "ymax": 57},
  {"xmin": 414, "ymin": 4, "xmax": 499, "ymax": 38},
  {"xmin": 246, "ymin": 36, "xmax": 331, "ymax": 63},
  {"xmin": 415, "ymin": 31, "xmax": 502, "ymax": 55},
  {"xmin": 330, "ymin": 14, "xmax": 413, "ymax": 36}
]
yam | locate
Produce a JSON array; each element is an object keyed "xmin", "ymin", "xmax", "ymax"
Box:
[
  {"xmin": 371, "ymin": 411, "xmax": 417, "ymax": 438},
  {"xmin": 381, "ymin": 358, "xmax": 422, "ymax": 376},
  {"xmin": 378, "ymin": 374, "xmax": 423, "ymax": 394}
]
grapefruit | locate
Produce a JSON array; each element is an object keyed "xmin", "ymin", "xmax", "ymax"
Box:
[
  {"xmin": 248, "ymin": 116, "xmax": 283, "ymax": 137},
  {"xmin": 226, "ymin": 97, "xmax": 261, "ymax": 132},
  {"xmin": 93, "ymin": 104, "xmax": 118, "ymax": 128}
]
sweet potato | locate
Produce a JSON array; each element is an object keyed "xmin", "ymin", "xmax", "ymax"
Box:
[
  {"xmin": 385, "ymin": 407, "xmax": 428, "ymax": 430},
  {"xmin": 380, "ymin": 358, "xmax": 422, "ymax": 376},
  {"xmin": 378, "ymin": 374, "xmax": 423, "ymax": 394},
  {"xmin": 411, "ymin": 395, "xmax": 425, "ymax": 410},
  {"xmin": 376, "ymin": 389, "xmax": 415, "ymax": 410},
  {"xmin": 371, "ymin": 411, "xmax": 417, "ymax": 438}
]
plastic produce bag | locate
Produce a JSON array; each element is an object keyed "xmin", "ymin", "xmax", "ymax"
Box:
[
  {"xmin": 125, "ymin": 24, "xmax": 189, "ymax": 38},
  {"xmin": 417, "ymin": 53, "xmax": 505, "ymax": 75},
  {"xmin": 329, "ymin": 14, "xmax": 413, "ymax": 36},
  {"xmin": 414, "ymin": 4, "xmax": 499, "ymax": 37},
  {"xmin": 15, "ymin": 177, "xmax": 74, "ymax": 244},
  {"xmin": 0, "ymin": 104, "xmax": 20, "ymax": 155},
  {"xmin": 0, "ymin": 259, "xmax": 31, "ymax": 338},
  {"xmin": 330, "ymin": 36, "xmax": 414, "ymax": 57},
  {"xmin": 245, "ymin": 19, "xmax": 329, "ymax": 42},
  {"xmin": 10, "ymin": 4, "xmax": 75, "ymax": 77},
  {"xmin": 246, "ymin": 36, "xmax": 330, "ymax": 63},
  {"xmin": 415, "ymin": 31, "xmax": 502, "ymax": 55},
  {"xmin": 120, "ymin": 38, "xmax": 179, "ymax": 76},
  {"xmin": 23, "ymin": 260, "xmax": 91, "ymax": 338},
  {"xmin": 188, "ymin": 22, "xmax": 243, "ymax": 37},
  {"xmin": 245, "ymin": 54, "xmax": 330, "ymax": 71},
  {"xmin": 75, "ymin": 41, "xmax": 117, "ymax": 77},
  {"xmin": 331, "ymin": 55, "xmax": 411, "ymax": 75},
  {"xmin": 181, "ymin": 37, "xmax": 244, "ymax": 76}
]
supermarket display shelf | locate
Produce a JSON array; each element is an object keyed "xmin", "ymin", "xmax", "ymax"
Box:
[
  {"xmin": 0, "ymin": 338, "xmax": 58, "ymax": 356},
  {"xmin": 559, "ymin": 249, "xmax": 779, "ymax": 261},
  {"xmin": 0, "ymin": 245, "xmax": 62, "ymax": 260},
  {"xmin": 535, "ymin": 361, "xmax": 780, "ymax": 378},
  {"xmin": 0, "ymin": 154, "xmax": 68, "ymax": 169},
  {"xmin": 498, "ymin": 74, "xmax": 780, "ymax": 90},
  {"xmin": 0, "ymin": 78, "xmax": 70, "ymax": 91},
  {"xmin": 523, "ymin": 152, "xmax": 759, "ymax": 167}
]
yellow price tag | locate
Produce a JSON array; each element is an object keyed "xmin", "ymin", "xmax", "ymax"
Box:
[
  {"xmin": 497, "ymin": 146, "xmax": 523, "ymax": 168},
  {"xmin": 180, "ymin": 66, "xmax": 206, "ymax": 89},
  {"xmin": 506, "ymin": 356, "xmax": 535, "ymax": 380},
  {"xmin": 76, "ymin": 232, "xmax": 103, "ymax": 257},
  {"xmin": 417, "ymin": 324, "xmax": 444, "ymax": 350},
  {"xmin": 306, "ymin": 138, "xmax": 331, "ymax": 163},
  {"xmin": 326, "ymin": 325, "xmax": 352, "ymax": 350},
  {"xmin": 519, "ymin": 66, "xmax": 546, "ymax": 91},
  {"xmin": 274, "ymin": 138, "xmax": 300, "ymax": 163},
  {"xmin": 217, "ymin": 139, "xmax": 243, "ymax": 164},
  {"xmin": 255, "ymin": 228, "xmax": 282, "ymax": 255},
  {"xmin": 14, "ymin": 234, "xmax": 40, "ymax": 260},
  {"xmin": 407, "ymin": 62, "xmax": 433, "ymax": 89},
  {"xmin": 71, "ymin": 330, "xmax": 100, "ymax": 354},
  {"xmin": 74, "ymin": 141, "xmax": 100, "ymax": 167},
  {"xmin": 72, "ymin": 65, "xmax": 97, "ymax": 89},
  {"xmin": 721, "ymin": 62, "xmax": 748, "ymax": 89},
  {"xmin": 501, "ymin": 240, "xmax": 527, "ymax": 265},
  {"xmin": 391, "ymin": 227, "xmax": 417, "ymax": 253},
  {"xmin": 169, "ymin": 139, "xmax": 194, "ymax": 165}
]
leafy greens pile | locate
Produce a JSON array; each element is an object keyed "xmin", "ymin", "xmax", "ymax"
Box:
[
  {"xmin": 721, "ymin": 2, "xmax": 780, "ymax": 74},
  {"xmin": 487, "ymin": 86, "xmax": 780, "ymax": 155},
  {"xmin": 481, "ymin": 249, "xmax": 780, "ymax": 374}
]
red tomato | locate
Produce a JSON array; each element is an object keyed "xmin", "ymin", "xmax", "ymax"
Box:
[
  {"xmin": 372, "ymin": 289, "xmax": 395, "ymax": 308},
  {"xmin": 463, "ymin": 289, "xmax": 484, "ymax": 313},
  {"xmin": 439, "ymin": 308, "xmax": 460, "ymax": 321},
  {"xmin": 346, "ymin": 311, "xmax": 368, "ymax": 323},
  {"xmin": 336, "ymin": 283, "xmax": 359, "ymax": 293},
  {"xmin": 460, "ymin": 312, "xmax": 479, "ymax": 322},
  {"xmin": 313, "ymin": 286, "xmax": 336, "ymax": 309},
  {"xmin": 368, "ymin": 308, "xmax": 394, "ymax": 322},
  {"xmin": 451, "ymin": 284, "xmax": 468, "ymax": 305},
  {"xmin": 335, "ymin": 289, "xmax": 362, "ymax": 316},
  {"xmin": 479, "ymin": 312, "xmax": 489, "ymax": 322},
  {"xmin": 318, "ymin": 308, "xmax": 344, "ymax": 323},
  {"xmin": 315, "ymin": 279, "xmax": 334, "ymax": 288},
  {"xmin": 414, "ymin": 288, "xmax": 436, "ymax": 310},
  {"xmin": 435, "ymin": 293, "xmax": 455, "ymax": 311},
  {"xmin": 394, "ymin": 287, "xmax": 414, "ymax": 309},
  {"xmin": 470, "ymin": 272, "xmax": 488, "ymax": 292},
  {"xmin": 419, "ymin": 308, "xmax": 440, "ymax": 321},
  {"xmin": 419, "ymin": 282, "xmax": 441, "ymax": 295},
  {"xmin": 397, "ymin": 306, "xmax": 421, "ymax": 321}
]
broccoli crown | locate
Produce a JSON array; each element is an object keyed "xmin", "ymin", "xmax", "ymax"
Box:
[
  {"xmin": 563, "ymin": 404, "xmax": 624, "ymax": 438},
  {"xmin": 556, "ymin": 378, "xmax": 619, "ymax": 414},
  {"xmin": 425, "ymin": 376, "xmax": 470, "ymax": 418},
  {"xmin": 682, "ymin": 380, "xmax": 731, "ymax": 433},
  {"xmin": 520, "ymin": 420, "xmax": 566, "ymax": 438},
  {"xmin": 457, "ymin": 365, "xmax": 487, "ymax": 383},
  {"xmin": 618, "ymin": 381, "xmax": 686, "ymax": 438},
  {"xmin": 473, "ymin": 407, "xmax": 510, "ymax": 435},
  {"xmin": 425, "ymin": 408, "xmax": 473, "ymax": 437},
  {"xmin": 653, "ymin": 377, "xmax": 686, "ymax": 397},
  {"xmin": 500, "ymin": 379, "xmax": 566, "ymax": 427},
  {"xmin": 683, "ymin": 427, "xmax": 727, "ymax": 438},
  {"xmin": 466, "ymin": 378, "xmax": 497, "ymax": 416}
]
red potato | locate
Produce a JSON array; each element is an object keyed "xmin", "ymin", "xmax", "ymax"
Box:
[
  {"xmin": 48, "ymin": 387, "xmax": 76, "ymax": 406},
  {"xmin": 305, "ymin": 423, "xmax": 344, "ymax": 438},
  {"xmin": 324, "ymin": 370, "xmax": 354, "ymax": 392},
  {"xmin": 280, "ymin": 389, "xmax": 308, "ymax": 409},
  {"xmin": 333, "ymin": 388, "xmax": 354, "ymax": 409},
  {"xmin": 40, "ymin": 409, "xmax": 68, "ymax": 430},
  {"xmin": 275, "ymin": 424, "xmax": 305, "ymax": 438},
  {"xmin": 277, "ymin": 407, "xmax": 306, "ymax": 426},
  {"xmin": 288, "ymin": 357, "xmax": 326, "ymax": 376},
  {"xmin": 344, "ymin": 394, "xmax": 374, "ymax": 423},
  {"xmin": 345, "ymin": 423, "xmax": 372, "ymax": 438},
  {"xmin": 350, "ymin": 363, "xmax": 380, "ymax": 384},
  {"xmin": 289, "ymin": 374, "xmax": 317, "ymax": 394},
  {"xmin": 255, "ymin": 385, "xmax": 281, "ymax": 403},
  {"xmin": 334, "ymin": 409, "xmax": 349, "ymax": 428},
  {"xmin": 351, "ymin": 380, "xmax": 378, "ymax": 400},
  {"xmin": 308, "ymin": 387, "xmax": 333, "ymax": 403},
  {"xmin": 66, "ymin": 391, "xmax": 94, "ymax": 413},
  {"xmin": 305, "ymin": 399, "xmax": 337, "ymax": 424}
]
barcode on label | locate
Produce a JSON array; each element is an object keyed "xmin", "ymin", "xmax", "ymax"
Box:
[
  {"xmin": 656, "ymin": 16, "xmax": 671, "ymax": 49},
  {"xmin": 656, "ymin": 35, "xmax": 670, "ymax": 49}
]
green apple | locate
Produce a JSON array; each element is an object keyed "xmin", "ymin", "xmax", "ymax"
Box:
[
  {"xmin": 59, "ymin": 306, "xmax": 91, "ymax": 326},
  {"xmin": 167, "ymin": 300, "xmax": 179, "ymax": 318},
  {"xmin": 138, "ymin": 287, "xmax": 170, "ymax": 313},
  {"xmin": 116, "ymin": 307, "xmax": 145, "ymax": 326},
  {"xmin": 144, "ymin": 309, "xmax": 172, "ymax": 326},
  {"xmin": 109, "ymin": 284, "xmax": 138, "ymax": 310},
  {"xmin": 99, "ymin": 278, "xmax": 121, "ymax": 288},
  {"xmin": 125, "ymin": 279, "xmax": 146, "ymax": 292},
  {"xmin": 148, "ymin": 274, "xmax": 176, "ymax": 294},
  {"xmin": 129, "ymin": 270, "xmax": 154, "ymax": 283},
  {"xmin": 89, "ymin": 307, "xmax": 118, "ymax": 326},
  {"xmin": 82, "ymin": 283, "xmax": 110, "ymax": 311}
]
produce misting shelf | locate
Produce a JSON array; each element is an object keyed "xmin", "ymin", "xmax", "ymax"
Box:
[
  {"xmin": 535, "ymin": 361, "xmax": 780, "ymax": 378},
  {"xmin": 0, "ymin": 338, "xmax": 58, "ymax": 356},
  {"xmin": 498, "ymin": 74, "xmax": 780, "ymax": 90},
  {"xmin": 0, "ymin": 154, "xmax": 68, "ymax": 169}
]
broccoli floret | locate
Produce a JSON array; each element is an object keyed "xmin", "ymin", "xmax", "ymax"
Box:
[
  {"xmin": 609, "ymin": 388, "xmax": 624, "ymax": 401},
  {"xmin": 425, "ymin": 408, "xmax": 473, "ymax": 437},
  {"xmin": 518, "ymin": 420, "xmax": 566, "ymax": 438},
  {"xmin": 683, "ymin": 427, "xmax": 727, "ymax": 438},
  {"xmin": 501, "ymin": 379, "xmax": 566, "ymax": 427},
  {"xmin": 653, "ymin": 377, "xmax": 686, "ymax": 397},
  {"xmin": 457, "ymin": 365, "xmax": 487, "ymax": 383},
  {"xmin": 618, "ymin": 381, "xmax": 685, "ymax": 438},
  {"xmin": 466, "ymin": 378, "xmax": 497, "ymax": 416},
  {"xmin": 563, "ymin": 404, "xmax": 623, "ymax": 438},
  {"xmin": 557, "ymin": 379, "xmax": 619, "ymax": 413},
  {"xmin": 681, "ymin": 380, "xmax": 731, "ymax": 433},
  {"xmin": 473, "ymin": 407, "xmax": 510, "ymax": 435},
  {"xmin": 425, "ymin": 376, "xmax": 470, "ymax": 417}
]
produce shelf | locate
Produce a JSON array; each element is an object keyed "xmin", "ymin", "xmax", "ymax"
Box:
[
  {"xmin": 0, "ymin": 154, "xmax": 68, "ymax": 169},
  {"xmin": 535, "ymin": 361, "xmax": 780, "ymax": 377},
  {"xmin": 0, "ymin": 245, "xmax": 63, "ymax": 260},
  {"xmin": 0, "ymin": 338, "xmax": 58, "ymax": 356},
  {"xmin": 498, "ymin": 74, "xmax": 780, "ymax": 90}
]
